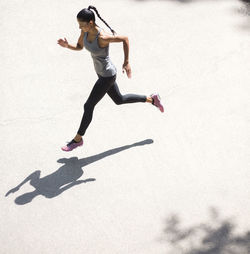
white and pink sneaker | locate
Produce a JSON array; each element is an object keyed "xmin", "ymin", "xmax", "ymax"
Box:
[
  {"xmin": 61, "ymin": 139, "xmax": 83, "ymax": 152},
  {"xmin": 151, "ymin": 94, "xmax": 164, "ymax": 113}
]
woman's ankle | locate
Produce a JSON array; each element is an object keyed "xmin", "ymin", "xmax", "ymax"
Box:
[
  {"xmin": 74, "ymin": 134, "xmax": 82, "ymax": 142},
  {"xmin": 146, "ymin": 96, "xmax": 153, "ymax": 104}
]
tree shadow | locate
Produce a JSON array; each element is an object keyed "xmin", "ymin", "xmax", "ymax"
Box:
[
  {"xmin": 5, "ymin": 139, "xmax": 153, "ymax": 205},
  {"xmin": 133, "ymin": 0, "xmax": 250, "ymax": 31},
  {"xmin": 134, "ymin": 0, "xmax": 217, "ymax": 3},
  {"xmin": 237, "ymin": 0, "xmax": 250, "ymax": 30},
  {"xmin": 162, "ymin": 207, "xmax": 250, "ymax": 253}
]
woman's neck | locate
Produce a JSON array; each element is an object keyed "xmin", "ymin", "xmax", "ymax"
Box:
[{"xmin": 88, "ymin": 25, "xmax": 99, "ymax": 35}]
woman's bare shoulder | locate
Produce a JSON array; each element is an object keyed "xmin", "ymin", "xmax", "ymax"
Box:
[{"xmin": 99, "ymin": 29, "xmax": 113, "ymax": 38}]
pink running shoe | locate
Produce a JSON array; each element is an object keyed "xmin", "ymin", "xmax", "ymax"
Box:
[
  {"xmin": 151, "ymin": 94, "xmax": 164, "ymax": 113},
  {"xmin": 61, "ymin": 139, "xmax": 83, "ymax": 152}
]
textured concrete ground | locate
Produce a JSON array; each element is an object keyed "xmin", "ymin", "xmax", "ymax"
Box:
[{"xmin": 1, "ymin": 0, "xmax": 250, "ymax": 253}]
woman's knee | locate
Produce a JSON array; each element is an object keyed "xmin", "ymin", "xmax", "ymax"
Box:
[
  {"xmin": 110, "ymin": 94, "xmax": 124, "ymax": 105},
  {"xmin": 84, "ymin": 101, "xmax": 94, "ymax": 112},
  {"xmin": 113, "ymin": 98, "xmax": 123, "ymax": 105}
]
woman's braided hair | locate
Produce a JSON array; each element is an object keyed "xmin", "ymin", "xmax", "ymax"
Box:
[{"xmin": 77, "ymin": 6, "xmax": 116, "ymax": 35}]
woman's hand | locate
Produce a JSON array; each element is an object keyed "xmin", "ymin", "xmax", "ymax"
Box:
[
  {"xmin": 57, "ymin": 37, "xmax": 69, "ymax": 48},
  {"xmin": 122, "ymin": 62, "xmax": 132, "ymax": 79}
]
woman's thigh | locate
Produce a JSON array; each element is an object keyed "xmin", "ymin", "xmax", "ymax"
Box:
[{"xmin": 85, "ymin": 75, "xmax": 116, "ymax": 107}]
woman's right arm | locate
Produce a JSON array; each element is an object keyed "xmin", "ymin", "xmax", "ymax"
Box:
[{"xmin": 57, "ymin": 30, "xmax": 84, "ymax": 51}]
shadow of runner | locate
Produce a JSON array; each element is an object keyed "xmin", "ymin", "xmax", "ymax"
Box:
[
  {"xmin": 5, "ymin": 139, "xmax": 153, "ymax": 205},
  {"xmin": 162, "ymin": 208, "xmax": 250, "ymax": 254}
]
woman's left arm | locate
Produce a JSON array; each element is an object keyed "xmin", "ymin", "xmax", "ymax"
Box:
[{"xmin": 100, "ymin": 34, "xmax": 131, "ymax": 78}]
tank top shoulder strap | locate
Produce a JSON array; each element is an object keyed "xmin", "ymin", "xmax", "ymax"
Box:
[
  {"xmin": 83, "ymin": 31, "xmax": 88, "ymax": 41},
  {"xmin": 96, "ymin": 27, "xmax": 102, "ymax": 38}
]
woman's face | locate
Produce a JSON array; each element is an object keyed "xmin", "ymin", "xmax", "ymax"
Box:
[{"xmin": 78, "ymin": 19, "xmax": 93, "ymax": 32}]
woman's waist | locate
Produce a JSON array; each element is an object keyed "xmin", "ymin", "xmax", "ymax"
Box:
[
  {"xmin": 93, "ymin": 56, "xmax": 117, "ymax": 76},
  {"xmin": 91, "ymin": 55, "xmax": 114, "ymax": 64},
  {"xmin": 91, "ymin": 52, "xmax": 110, "ymax": 59}
]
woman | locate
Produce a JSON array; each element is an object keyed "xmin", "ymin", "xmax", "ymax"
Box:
[{"xmin": 57, "ymin": 6, "xmax": 164, "ymax": 152}]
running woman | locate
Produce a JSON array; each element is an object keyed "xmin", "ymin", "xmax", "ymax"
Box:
[{"xmin": 57, "ymin": 6, "xmax": 164, "ymax": 152}]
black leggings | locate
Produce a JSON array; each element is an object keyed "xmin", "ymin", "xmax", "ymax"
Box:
[{"xmin": 77, "ymin": 75, "xmax": 147, "ymax": 136}]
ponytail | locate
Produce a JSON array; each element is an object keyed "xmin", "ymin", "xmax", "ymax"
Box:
[{"xmin": 88, "ymin": 6, "xmax": 116, "ymax": 35}]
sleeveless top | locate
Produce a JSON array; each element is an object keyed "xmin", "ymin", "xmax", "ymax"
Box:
[{"xmin": 83, "ymin": 28, "xmax": 117, "ymax": 77}]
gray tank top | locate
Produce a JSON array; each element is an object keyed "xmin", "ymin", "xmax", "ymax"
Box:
[{"xmin": 84, "ymin": 28, "xmax": 117, "ymax": 77}]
